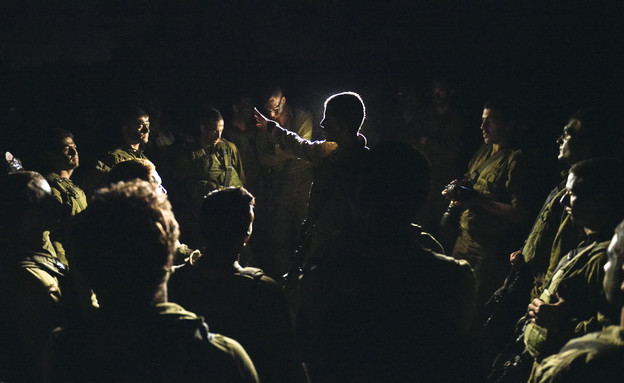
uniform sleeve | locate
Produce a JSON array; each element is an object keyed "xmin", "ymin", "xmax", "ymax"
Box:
[
  {"xmin": 230, "ymin": 142, "xmax": 246, "ymax": 185},
  {"xmin": 505, "ymin": 150, "xmax": 539, "ymax": 214},
  {"xmin": 266, "ymin": 121, "xmax": 337, "ymax": 164},
  {"xmin": 529, "ymin": 348, "xmax": 593, "ymax": 383},
  {"xmin": 209, "ymin": 334, "xmax": 260, "ymax": 383}
]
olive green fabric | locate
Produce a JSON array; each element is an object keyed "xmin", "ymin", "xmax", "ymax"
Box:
[
  {"xmin": 45, "ymin": 173, "xmax": 88, "ymax": 266},
  {"xmin": 44, "ymin": 302, "xmax": 259, "ymax": 383},
  {"xmin": 170, "ymin": 139, "xmax": 245, "ymax": 246},
  {"xmin": 520, "ymin": 182, "xmax": 581, "ymax": 300},
  {"xmin": 169, "ymin": 262, "xmax": 300, "ymax": 383},
  {"xmin": 96, "ymin": 146, "xmax": 148, "ymax": 173},
  {"xmin": 456, "ymin": 144, "xmax": 530, "ymax": 249},
  {"xmin": 452, "ymin": 144, "xmax": 533, "ymax": 304},
  {"xmin": 522, "ymin": 183, "xmax": 567, "ymax": 266},
  {"xmin": 536, "ymin": 214, "xmax": 582, "ymax": 299},
  {"xmin": 524, "ymin": 239, "xmax": 613, "ymax": 361},
  {"xmin": 0, "ymin": 241, "xmax": 67, "ymax": 383},
  {"xmin": 174, "ymin": 139, "xmax": 245, "ymax": 207},
  {"xmin": 529, "ymin": 325, "xmax": 624, "ymax": 383}
]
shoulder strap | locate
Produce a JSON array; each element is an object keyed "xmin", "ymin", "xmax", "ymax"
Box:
[{"xmin": 223, "ymin": 145, "xmax": 233, "ymax": 187}]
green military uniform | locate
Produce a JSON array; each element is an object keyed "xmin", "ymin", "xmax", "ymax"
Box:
[
  {"xmin": 169, "ymin": 261, "xmax": 300, "ymax": 383},
  {"xmin": 452, "ymin": 144, "xmax": 533, "ymax": 304},
  {"xmin": 96, "ymin": 146, "xmax": 148, "ymax": 173},
  {"xmin": 257, "ymin": 108, "xmax": 315, "ymax": 276},
  {"xmin": 524, "ymin": 236, "xmax": 616, "ymax": 362},
  {"xmin": 44, "ymin": 302, "xmax": 259, "ymax": 383},
  {"xmin": 171, "ymin": 139, "xmax": 245, "ymax": 246},
  {"xmin": 45, "ymin": 172, "xmax": 88, "ymax": 266},
  {"xmin": 264, "ymin": 120, "xmax": 362, "ymax": 266},
  {"xmin": 529, "ymin": 325, "xmax": 624, "ymax": 383},
  {"xmin": 0, "ymin": 238, "xmax": 68, "ymax": 383},
  {"xmin": 520, "ymin": 181, "xmax": 581, "ymax": 300}
]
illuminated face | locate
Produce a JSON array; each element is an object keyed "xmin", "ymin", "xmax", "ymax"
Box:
[
  {"xmin": 200, "ymin": 119, "xmax": 224, "ymax": 148},
  {"xmin": 560, "ymin": 172, "xmax": 591, "ymax": 227},
  {"xmin": 480, "ymin": 108, "xmax": 510, "ymax": 145},
  {"xmin": 52, "ymin": 136, "xmax": 79, "ymax": 171},
  {"xmin": 264, "ymin": 96, "xmax": 285, "ymax": 121},
  {"xmin": 604, "ymin": 233, "xmax": 624, "ymax": 306},
  {"xmin": 557, "ymin": 118, "xmax": 584, "ymax": 165},
  {"xmin": 124, "ymin": 115, "xmax": 150, "ymax": 145}
]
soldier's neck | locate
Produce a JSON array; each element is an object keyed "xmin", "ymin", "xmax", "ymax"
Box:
[
  {"xmin": 58, "ymin": 169, "xmax": 73, "ymax": 179},
  {"xmin": 131, "ymin": 143, "xmax": 142, "ymax": 152}
]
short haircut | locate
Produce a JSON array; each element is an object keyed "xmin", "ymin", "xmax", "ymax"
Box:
[
  {"xmin": 120, "ymin": 106, "xmax": 148, "ymax": 127},
  {"xmin": 264, "ymin": 86, "xmax": 284, "ymax": 101},
  {"xmin": 357, "ymin": 141, "xmax": 430, "ymax": 222},
  {"xmin": 109, "ymin": 159, "xmax": 156, "ymax": 184},
  {"xmin": 484, "ymin": 96, "xmax": 520, "ymax": 122},
  {"xmin": 199, "ymin": 107, "xmax": 223, "ymax": 127},
  {"xmin": 0, "ymin": 171, "xmax": 54, "ymax": 234},
  {"xmin": 199, "ymin": 187, "xmax": 254, "ymax": 251},
  {"xmin": 194, "ymin": 107, "xmax": 223, "ymax": 139},
  {"xmin": 324, "ymin": 92, "xmax": 366, "ymax": 134},
  {"xmin": 570, "ymin": 108, "xmax": 624, "ymax": 158},
  {"xmin": 569, "ymin": 157, "xmax": 624, "ymax": 198},
  {"xmin": 42, "ymin": 128, "xmax": 74, "ymax": 152},
  {"xmin": 72, "ymin": 180, "xmax": 179, "ymax": 305}
]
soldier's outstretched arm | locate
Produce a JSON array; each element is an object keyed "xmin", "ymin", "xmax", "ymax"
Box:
[{"xmin": 254, "ymin": 108, "xmax": 336, "ymax": 163}]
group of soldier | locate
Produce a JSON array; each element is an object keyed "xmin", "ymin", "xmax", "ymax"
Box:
[{"xmin": 2, "ymin": 81, "xmax": 624, "ymax": 383}]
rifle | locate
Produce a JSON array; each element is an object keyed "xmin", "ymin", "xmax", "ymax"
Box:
[
  {"xmin": 282, "ymin": 218, "xmax": 309, "ymax": 290},
  {"xmin": 487, "ymin": 317, "xmax": 534, "ymax": 383}
]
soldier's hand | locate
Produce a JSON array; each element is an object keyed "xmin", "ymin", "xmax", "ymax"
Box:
[
  {"xmin": 441, "ymin": 179, "xmax": 458, "ymax": 197},
  {"xmin": 527, "ymin": 293, "xmax": 567, "ymax": 330},
  {"xmin": 510, "ymin": 250, "xmax": 524, "ymax": 265},
  {"xmin": 254, "ymin": 108, "xmax": 270, "ymax": 131}
]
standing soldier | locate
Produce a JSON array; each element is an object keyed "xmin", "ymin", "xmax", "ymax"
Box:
[
  {"xmin": 171, "ymin": 107, "xmax": 245, "ymax": 247},
  {"xmin": 257, "ymin": 86, "xmax": 315, "ymax": 277}
]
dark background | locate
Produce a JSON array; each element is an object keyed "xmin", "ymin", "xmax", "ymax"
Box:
[{"xmin": 1, "ymin": 0, "xmax": 622, "ymax": 172}]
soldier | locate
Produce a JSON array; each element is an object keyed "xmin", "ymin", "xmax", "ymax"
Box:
[
  {"xmin": 297, "ymin": 142, "xmax": 480, "ymax": 382},
  {"xmin": 42, "ymin": 128, "xmax": 87, "ymax": 266},
  {"xmin": 0, "ymin": 171, "xmax": 67, "ymax": 383},
  {"xmin": 169, "ymin": 187, "xmax": 304, "ymax": 383},
  {"xmin": 529, "ymin": 218, "xmax": 624, "ymax": 383},
  {"xmin": 522, "ymin": 159, "xmax": 624, "ymax": 373},
  {"xmin": 108, "ymin": 158, "xmax": 197, "ymax": 265},
  {"xmin": 443, "ymin": 96, "xmax": 536, "ymax": 307},
  {"xmin": 45, "ymin": 180, "xmax": 259, "ymax": 383},
  {"xmin": 484, "ymin": 108, "xmax": 624, "ymax": 364},
  {"xmin": 96, "ymin": 106, "xmax": 151, "ymax": 173},
  {"xmin": 254, "ymin": 91, "xmax": 366, "ymax": 273},
  {"xmin": 170, "ymin": 107, "xmax": 245, "ymax": 247},
  {"xmin": 257, "ymin": 86, "xmax": 315, "ymax": 277}
]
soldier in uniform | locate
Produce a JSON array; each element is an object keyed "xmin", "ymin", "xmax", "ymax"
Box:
[
  {"xmin": 529, "ymin": 218, "xmax": 624, "ymax": 383},
  {"xmin": 170, "ymin": 107, "xmax": 245, "ymax": 247},
  {"xmin": 254, "ymin": 91, "xmax": 365, "ymax": 272},
  {"xmin": 484, "ymin": 108, "xmax": 624, "ymax": 364},
  {"xmin": 0, "ymin": 171, "xmax": 68, "ymax": 383},
  {"xmin": 44, "ymin": 180, "xmax": 259, "ymax": 383},
  {"xmin": 257, "ymin": 87, "xmax": 315, "ymax": 277},
  {"xmin": 169, "ymin": 187, "xmax": 304, "ymax": 383},
  {"xmin": 522, "ymin": 159, "xmax": 624, "ymax": 373},
  {"xmin": 42, "ymin": 128, "xmax": 87, "ymax": 266},
  {"xmin": 443, "ymin": 97, "xmax": 536, "ymax": 307},
  {"xmin": 297, "ymin": 142, "xmax": 480, "ymax": 382},
  {"xmin": 95, "ymin": 106, "xmax": 151, "ymax": 173}
]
